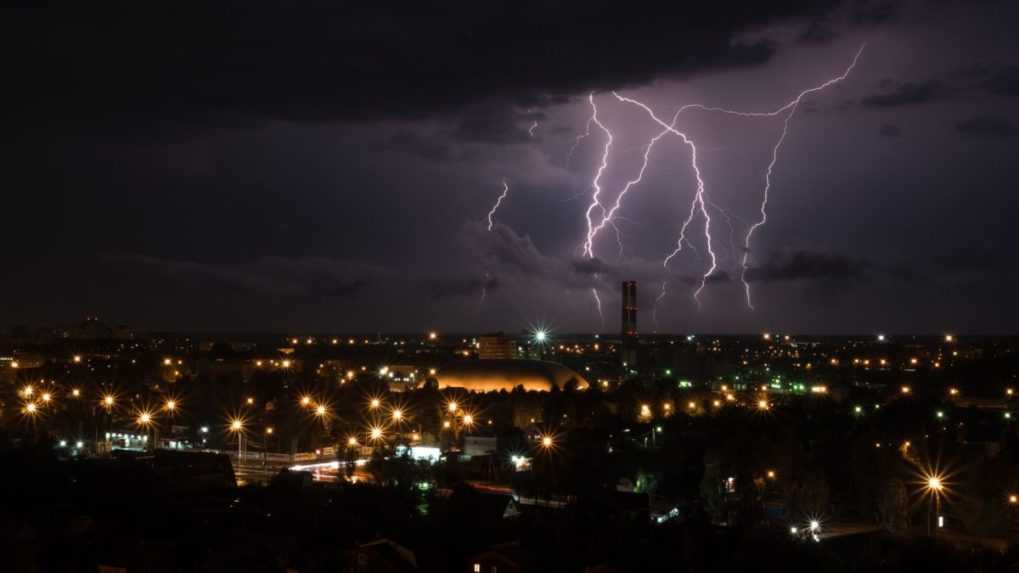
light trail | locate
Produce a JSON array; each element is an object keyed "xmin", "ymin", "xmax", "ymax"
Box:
[{"xmin": 486, "ymin": 178, "xmax": 511, "ymax": 232}]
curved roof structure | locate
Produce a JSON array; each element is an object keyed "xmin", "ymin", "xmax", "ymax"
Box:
[{"xmin": 436, "ymin": 359, "xmax": 589, "ymax": 393}]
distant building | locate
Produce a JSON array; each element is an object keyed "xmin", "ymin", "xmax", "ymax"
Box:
[
  {"xmin": 436, "ymin": 359, "xmax": 589, "ymax": 393},
  {"xmin": 621, "ymin": 281, "xmax": 638, "ymax": 368},
  {"xmin": 478, "ymin": 334, "xmax": 517, "ymax": 360},
  {"xmin": 621, "ymin": 281, "xmax": 637, "ymax": 338}
]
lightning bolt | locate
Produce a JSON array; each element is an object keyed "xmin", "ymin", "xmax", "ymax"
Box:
[
  {"xmin": 613, "ymin": 44, "xmax": 866, "ymax": 311},
  {"xmin": 528, "ymin": 120, "xmax": 539, "ymax": 137},
  {"xmin": 736, "ymin": 45, "xmax": 866, "ymax": 309},
  {"xmin": 486, "ymin": 178, "xmax": 511, "ymax": 232},
  {"xmin": 580, "ymin": 93, "xmax": 615, "ymax": 259},
  {"xmin": 584, "ymin": 107, "xmax": 682, "ymax": 260},
  {"xmin": 591, "ymin": 287, "xmax": 604, "ymax": 328},
  {"xmin": 613, "ymin": 93, "xmax": 717, "ymax": 306},
  {"xmin": 566, "ymin": 117, "xmax": 594, "ymax": 165}
]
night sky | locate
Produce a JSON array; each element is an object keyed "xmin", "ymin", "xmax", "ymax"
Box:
[{"xmin": 4, "ymin": 1, "xmax": 1019, "ymax": 334}]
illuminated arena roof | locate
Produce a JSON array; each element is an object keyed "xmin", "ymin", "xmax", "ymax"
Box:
[{"xmin": 436, "ymin": 359, "xmax": 589, "ymax": 393}]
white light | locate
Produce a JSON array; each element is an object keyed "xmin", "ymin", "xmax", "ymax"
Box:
[
  {"xmin": 76, "ymin": 441, "xmax": 83, "ymax": 448},
  {"xmin": 201, "ymin": 426, "xmax": 209, "ymax": 433},
  {"xmin": 59, "ymin": 440, "xmax": 67, "ymax": 447},
  {"xmin": 809, "ymin": 520, "xmax": 820, "ymax": 532},
  {"xmin": 534, "ymin": 329, "xmax": 547, "ymax": 343},
  {"xmin": 938, "ymin": 515, "xmax": 944, "ymax": 528}
]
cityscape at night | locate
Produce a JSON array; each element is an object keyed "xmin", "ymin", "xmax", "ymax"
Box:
[{"xmin": 4, "ymin": 1, "xmax": 1019, "ymax": 572}]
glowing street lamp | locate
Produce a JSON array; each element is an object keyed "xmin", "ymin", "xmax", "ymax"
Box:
[
  {"xmin": 369, "ymin": 426, "xmax": 385, "ymax": 442},
  {"xmin": 40, "ymin": 392, "xmax": 52, "ymax": 403},
  {"xmin": 462, "ymin": 413, "xmax": 474, "ymax": 427},
  {"xmin": 391, "ymin": 408, "xmax": 404, "ymax": 422},
  {"xmin": 369, "ymin": 398, "xmax": 381, "ymax": 410},
  {"xmin": 229, "ymin": 418, "xmax": 245, "ymax": 459},
  {"xmin": 164, "ymin": 399, "xmax": 177, "ymax": 413},
  {"xmin": 921, "ymin": 471, "xmax": 948, "ymax": 536},
  {"xmin": 71, "ymin": 388, "xmax": 81, "ymax": 398},
  {"xmin": 300, "ymin": 395, "xmax": 313, "ymax": 408},
  {"xmin": 447, "ymin": 401, "xmax": 458, "ymax": 414},
  {"xmin": 102, "ymin": 394, "xmax": 116, "ymax": 410},
  {"xmin": 539, "ymin": 434, "xmax": 555, "ymax": 451}
]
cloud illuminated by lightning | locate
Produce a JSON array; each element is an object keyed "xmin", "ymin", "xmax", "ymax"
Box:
[{"xmin": 486, "ymin": 179, "xmax": 511, "ymax": 232}]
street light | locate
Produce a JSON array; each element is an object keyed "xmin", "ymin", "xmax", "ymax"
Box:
[
  {"xmin": 922, "ymin": 471, "xmax": 948, "ymax": 536},
  {"xmin": 391, "ymin": 408, "xmax": 404, "ymax": 422},
  {"xmin": 229, "ymin": 418, "xmax": 245, "ymax": 460},
  {"xmin": 539, "ymin": 434, "xmax": 555, "ymax": 451},
  {"xmin": 447, "ymin": 401, "xmax": 458, "ymax": 413}
]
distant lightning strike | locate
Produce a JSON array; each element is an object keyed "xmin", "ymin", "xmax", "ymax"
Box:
[
  {"xmin": 486, "ymin": 179, "xmax": 511, "ymax": 232},
  {"xmin": 528, "ymin": 120, "xmax": 539, "ymax": 137},
  {"xmin": 591, "ymin": 288, "xmax": 604, "ymax": 327}
]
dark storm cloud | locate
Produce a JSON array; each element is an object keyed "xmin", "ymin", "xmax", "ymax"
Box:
[
  {"xmin": 7, "ymin": 1, "xmax": 857, "ymax": 132},
  {"xmin": 860, "ymin": 80, "xmax": 947, "ymax": 108},
  {"xmin": 984, "ymin": 66, "xmax": 1019, "ymax": 97},
  {"xmin": 879, "ymin": 123, "xmax": 902, "ymax": 137},
  {"xmin": 745, "ymin": 251, "xmax": 873, "ymax": 283},
  {"xmin": 453, "ymin": 103, "xmax": 539, "ymax": 144},
  {"xmin": 387, "ymin": 130, "xmax": 457, "ymax": 162},
  {"xmin": 103, "ymin": 254, "xmax": 379, "ymax": 298},
  {"xmin": 955, "ymin": 115, "xmax": 1019, "ymax": 138},
  {"xmin": 427, "ymin": 275, "xmax": 498, "ymax": 301},
  {"xmin": 798, "ymin": 0, "xmax": 897, "ymax": 44}
]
